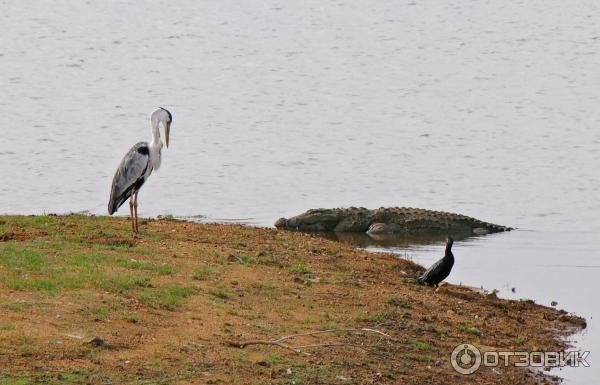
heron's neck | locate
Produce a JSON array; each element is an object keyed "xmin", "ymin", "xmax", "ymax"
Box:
[
  {"xmin": 148, "ymin": 120, "xmax": 163, "ymax": 171},
  {"xmin": 150, "ymin": 120, "xmax": 163, "ymax": 147}
]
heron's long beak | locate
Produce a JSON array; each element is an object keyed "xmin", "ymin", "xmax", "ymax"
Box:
[{"xmin": 164, "ymin": 122, "xmax": 170, "ymax": 148}]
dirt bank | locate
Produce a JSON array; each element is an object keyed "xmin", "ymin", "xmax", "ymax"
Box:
[{"xmin": 0, "ymin": 215, "xmax": 584, "ymax": 384}]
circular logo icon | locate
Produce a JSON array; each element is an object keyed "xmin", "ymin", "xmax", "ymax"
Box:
[{"xmin": 451, "ymin": 344, "xmax": 482, "ymax": 374}]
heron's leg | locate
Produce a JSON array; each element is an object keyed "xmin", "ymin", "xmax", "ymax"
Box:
[
  {"xmin": 129, "ymin": 197, "xmax": 135, "ymax": 233},
  {"xmin": 133, "ymin": 192, "xmax": 139, "ymax": 233}
]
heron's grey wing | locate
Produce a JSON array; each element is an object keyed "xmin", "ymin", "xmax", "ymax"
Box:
[{"xmin": 108, "ymin": 142, "xmax": 150, "ymax": 214}]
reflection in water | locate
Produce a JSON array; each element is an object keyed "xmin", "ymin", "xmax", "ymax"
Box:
[{"xmin": 308, "ymin": 230, "xmax": 475, "ymax": 248}]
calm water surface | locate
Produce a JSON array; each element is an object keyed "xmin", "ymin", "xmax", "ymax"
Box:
[{"xmin": 1, "ymin": 1, "xmax": 598, "ymax": 382}]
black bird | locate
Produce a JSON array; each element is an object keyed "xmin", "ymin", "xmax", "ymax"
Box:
[{"xmin": 418, "ymin": 236, "xmax": 455, "ymax": 288}]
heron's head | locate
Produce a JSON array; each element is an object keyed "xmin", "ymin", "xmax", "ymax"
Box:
[
  {"xmin": 151, "ymin": 107, "xmax": 173, "ymax": 148},
  {"xmin": 446, "ymin": 236, "xmax": 454, "ymax": 247}
]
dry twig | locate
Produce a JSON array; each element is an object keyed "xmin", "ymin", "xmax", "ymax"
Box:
[{"xmin": 226, "ymin": 328, "xmax": 393, "ymax": 356}]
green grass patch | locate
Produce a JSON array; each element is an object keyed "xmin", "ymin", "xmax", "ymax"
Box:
[
  {"xmin": 410, "ymin": 339, "xmax": 430, "ymax": 351},
  {"xmin": 356, "ymin": 310, "xmax": 398, "ymax": 323},
  {"xmin": 121, "ymin": 312, "xmax": 139, "ymax": 323},
  {"xmin": 2, "ymin": 262, "xmax": 153, "ymax": 294},
  {"xmin": 16, "ymin": 345, "xmax": 33, "ymax": 357},
  {"xmin": 210, "ymin": 250, "xmax": 223, "ymax": 257},
  {"xmin": 325, "ymin": 247, "xmax": 340, "ymax": 257},
  {"xmin": 263, "ymin": 353, "xmax": 286, "ymax": 365},
  {"xmin": 144, "ymin": 358, "xmax": 162, "ymax": 367},
  {"xmin": 0, "ymin": 241, "xmax": 168, "ymax": 294},
  {"xmin": 0, "ymin": 323, "xmax": 15, "ymax": 331},
  {"xmin": 251, "ymin": 283, "xmax": 279, "ymax": 299},
  {"xmin": 78, "ymin": 305, "xmax": 111, "ymax": 321},
  {"xmin": 139, "ymin": 284, "xmax": 197, "ymax": 310},
  {"xmin": 458, "ymin": 324, "xmax": 481, "ymax": 336},
  {"xmin": 255, "ymin": 256, "xmax": 281, "ymax": 266},
  {"xmin": 387, "ymin": 296, "xmax": 413, "ymax": 309},
  {"xmin": 236, "ymin": 254, "xmax": 281, "ymax": 266},
  {"xmin": 288, "ymin": 264, "xmax": 312, "ymax": 274},
  {"xmin": 0, "ymin": 245, "xmax": 45, "ymax": 273},
  {"xmin": 284, "ymin": 363, "xmax": 338, "ymax": 385},
  {"xmin": 0, "ymin": 369, "xmax": 138, "ymax": 385},
  {"xmin": 95, "ymin": 274, "xmax": 151, "ymax": 294},
  {"xmin": 209, "ymin": 285, "xmax": 230, "ymax": 300},
  {"xmin": 66, "ymin": 253, "xmax": 105, "ymax": 269},
  {"xmin": 192, "ymin": 266, "xmax": 215, "ymax": 281},
  {"xmin": 3, "ymin": 278, "xmax": 63, "ymax": 292},
  {"xmin": 0, "ymin": 379, "xmax": 33, "ymax": 385},
  {"xmin": 225, "ymin": 307, "xmax": 240, "ymax": 316},
  {"xmin": 363, "ymin": 312, "xmax": 380, "ymax": 323},
  {"xmin": 115, "ymin": 257, "xmax": 176, "ymax": 275},
  {"xmin": 334, "ymin": 270, "xmax": 358, "ymax": 286},
  {"xmin": 3, "ymin": 303, "xmax": 32, "ymax": 312}
]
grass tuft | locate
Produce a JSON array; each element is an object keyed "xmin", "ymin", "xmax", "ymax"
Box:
[
  {"xmin": 0, "ymin": 245, "xmax": 44, "ymax": 273},
  {"xmin": 387, "ymin": 296, "xmax": 413, "ymax": 309},
  {"xmin": 458, "ymin": 323, "xmax": 482, "ymax": 336},
  {"xmin": 139, "ymin": 284, "xmax": 198, "ymax": 310},
  {"xmin": 410, "ymin": 339, "xmax": 431, "ymax": 351},
  {"xmin": 209, "ymin": 285, "xmax": 230, "ymax": 300},
  {"xmin": 95, "ymin": 274, "xmax": 151, "ymax": 294},
  {"xmin": 192, "ymin": 266, "xmax": 215, "ymax": 281},
  {"xmin": 288, "ymin": 264, "xmax": 312, "ymax": 274}
]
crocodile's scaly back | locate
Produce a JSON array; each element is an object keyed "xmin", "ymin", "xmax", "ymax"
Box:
[{"xmin": 275, "ymin": 207, "xmax": 512, "ymax": 235}]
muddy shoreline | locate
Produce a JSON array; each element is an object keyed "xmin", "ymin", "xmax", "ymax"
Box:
[{"xmin": 0, "ymin": 215, "xmax": 585, "ymax": 384}]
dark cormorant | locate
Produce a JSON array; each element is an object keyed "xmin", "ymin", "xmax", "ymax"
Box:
[{"xmin": 418, "ymin": 236, "xmax": 454, "ymax": 288}]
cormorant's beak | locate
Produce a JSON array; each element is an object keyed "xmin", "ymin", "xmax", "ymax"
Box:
[{"xmin": 164, "ymin": 121, "xmax": 170, "ymax": 148}]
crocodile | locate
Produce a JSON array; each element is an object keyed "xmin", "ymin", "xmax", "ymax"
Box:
[{"xmin": 274, "ymin": 207, "xmax": 512, "ymax": 236}]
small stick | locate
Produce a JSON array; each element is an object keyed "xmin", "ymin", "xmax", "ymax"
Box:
[
  {"xmin": 273, "ymin": 328, "xmax": 391, "ymax": 342},
  {"xmin": 226, "ymin": 340, "xmax": 310, "ymax": 356},
  {"xmin": 226, "ymin": 328, "xmax": 393, "ymax": 356},
  {"xmin": 294, "ymin": 343, "xmax": 370, "ymax": 352}
]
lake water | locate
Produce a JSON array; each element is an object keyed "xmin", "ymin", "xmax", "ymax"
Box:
[{"xmin": 1, "ymin": 1, "xmax": 598, "ymax": 382}]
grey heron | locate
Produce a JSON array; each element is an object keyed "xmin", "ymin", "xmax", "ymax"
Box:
[{"xmin": 108, "ymin": 107, "xmax": 172, "ymax": 233}]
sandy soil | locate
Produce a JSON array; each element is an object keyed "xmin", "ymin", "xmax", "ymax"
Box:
[{"xmin": 0, "ymin": 215, "xmax": 585, "ymax": 385}]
